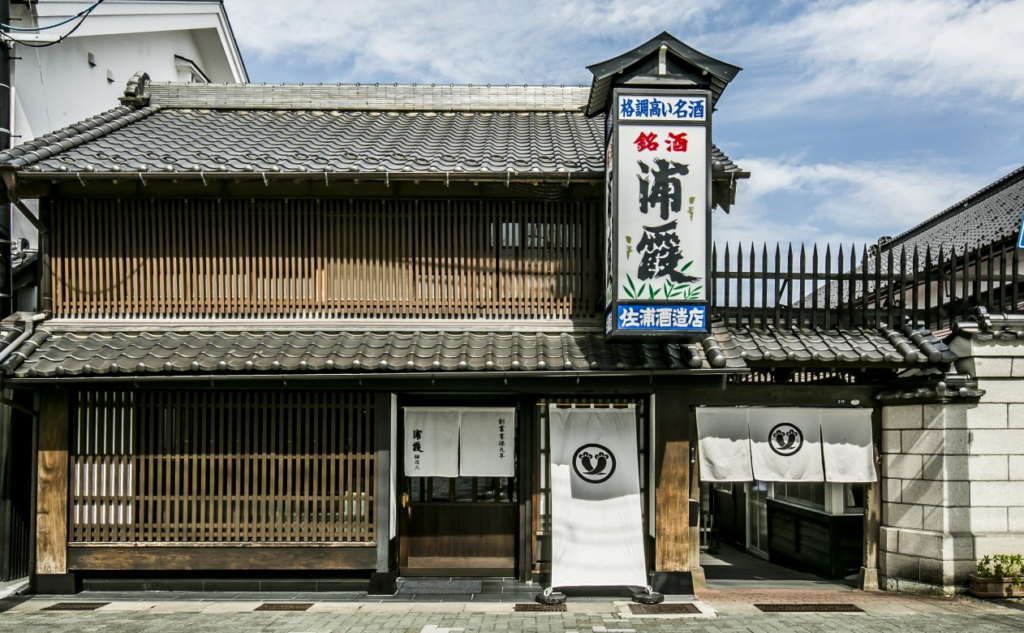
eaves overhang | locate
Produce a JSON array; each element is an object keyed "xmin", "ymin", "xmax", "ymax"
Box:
[{"xmin": 585, "ymin": 32, "xmax": 742, "ymax": 117}]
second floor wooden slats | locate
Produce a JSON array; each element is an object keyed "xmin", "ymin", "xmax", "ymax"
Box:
[{"xmin": 50, "ymin": 198, "xmax": 601, "ymax": 320}]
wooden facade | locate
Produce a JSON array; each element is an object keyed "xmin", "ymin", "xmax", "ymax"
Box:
[
  {"xmin": 48, "ymin": 194, "xmax": 1021, "ymax": 330},
  {"xmin": 50, "ymin": 198, "xmax": 600, "ymax": 320},
  {"xmin": 68, "ymin": 390, "xmax": 376, "ymax": 545},
  {"xmin": 22, "ymin": 191, "xmax": 896, "ymax": 589}
]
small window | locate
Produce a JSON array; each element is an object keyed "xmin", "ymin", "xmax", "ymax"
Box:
[{"xmin": 774, "ymin": 482, "xmax": 825, "ymax": 510}]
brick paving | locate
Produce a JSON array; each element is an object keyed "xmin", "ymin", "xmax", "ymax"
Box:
[
  {"xmin": 695, "ymin": 588, "xmax": 943, "ymax": 602},
  {"xmin": 1, "ymin": 590, "xmax": 1023, "ymax": 632}
]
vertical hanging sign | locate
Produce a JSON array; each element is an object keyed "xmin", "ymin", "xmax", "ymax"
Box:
[{"xmin": 605, "ymin": 90, "xmax": 711, "ymax": 340}]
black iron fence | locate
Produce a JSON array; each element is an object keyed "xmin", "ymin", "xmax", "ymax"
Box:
[{"xmin": 710, "ymin": 240, "xmax": 1023, "ymax": 331}]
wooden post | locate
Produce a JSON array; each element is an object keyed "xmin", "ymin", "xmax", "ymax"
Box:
[
  {"xmin": 653, "ymin": 389, "xmax": 690, "ymax": 593},
  {"xmin": 861, "ymin": 407, "xmax": 883, "ymax": 590},
  {"xmin": 374, "ymin": 393, "xmax": 392, "ymax": 573},
  {"xmin": 688, "ymin": 407, "xmax": 705, "ymax": 590},
  {"xmin": 35, "ymin": 389, "xmax": 73, "ymax": 593},
  {"xmin": 517, "ymin": 400, "xmax": 534, "ymax": 583}
]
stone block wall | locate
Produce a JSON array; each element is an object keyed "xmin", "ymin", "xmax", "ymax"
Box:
[{"xmin": 879, "ymin": 337, "xmax": 1024, "ymax": 594}]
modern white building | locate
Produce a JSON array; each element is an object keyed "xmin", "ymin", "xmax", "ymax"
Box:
[{"xmin": 6, "ymin": 0, "xmax": 247, "ymax": 275}]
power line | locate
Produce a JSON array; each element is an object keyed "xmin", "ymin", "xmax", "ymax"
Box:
[
  {"xmin": 1, "ymin": 0, "xmax": 106, "ymax": 48},
  {"xmin": 2, "ymin": 0, "xmax": 104, "ymax": 31}
]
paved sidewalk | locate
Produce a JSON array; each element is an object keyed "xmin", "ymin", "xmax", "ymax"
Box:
[{"xmin": 2, "ymin": 588, "xmax": 1023, "ymax": 632}]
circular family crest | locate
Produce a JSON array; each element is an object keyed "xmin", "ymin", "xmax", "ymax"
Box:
[
  {"xmin": 768, "ymin": 423, "xmax": 803, "ymax": 456},
  {"xmin": 572, "ymin": 443, "xmax": 616, "ymax": 484}
]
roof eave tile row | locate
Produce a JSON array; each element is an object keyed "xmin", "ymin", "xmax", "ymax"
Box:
[
  {"xmin": 719, "ymin": 324, "xmax": 954, "ymax": 366},
  {"xmin": 0, "ymin": 323, "xmax": 957, "ymax": 380},
  {"xmin": 0, "ymin": 105, "xmax": 159, "ymax": 168},
  {"xmin": 1, "ymin": 330, "xmax": 736, "ymax": 379}
]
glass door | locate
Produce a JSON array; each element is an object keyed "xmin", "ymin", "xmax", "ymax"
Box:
[{"xmin": 746, "ymin": 481, "xmax": 770, "ymax": 559}]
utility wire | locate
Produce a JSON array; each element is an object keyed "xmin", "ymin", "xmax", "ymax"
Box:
[
  {"xmin": 2, "ymin": 0, "xmax": 105, "ymax": 31},
  {"xmin": 1, "ymin": 1, "xmax": 106, "ymax": 48}
]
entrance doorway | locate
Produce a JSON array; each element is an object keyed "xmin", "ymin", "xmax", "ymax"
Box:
[
  {"xmin": 746, "ymin": 482, "xmax": 769, "ymax": 559},
  {"xmin": 397, "ymin": 408, "xmax": 519, "ymax": 577}
]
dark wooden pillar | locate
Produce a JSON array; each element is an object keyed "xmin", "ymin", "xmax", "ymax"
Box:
[
  {"xmin": 652, "ymin": 389, "xmax": 691, "ymax": 593},
  {"xmin": 688, "ymin": 408, "xmax": 705, "ymax": 589},
  {"xmin": 517, "ymin": 399, "xmax": 534, "ymax": 583},
  {"xmin": 861, "ymin": 407, "xmax": 883, "ymax": 590},
  {"xmin": 34, "ymin": 389, "xmax": 74, "ymax": 594}
]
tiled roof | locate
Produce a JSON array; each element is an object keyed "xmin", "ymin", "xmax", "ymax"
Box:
[
  {"xmin": 0, "ymin": 329, "xmax": 742, "ymax": 378},
  {"xmin": 0, "ymin": 83, "xmax": 746, "ymax": 178},
  {"xmin": 884, "ymin": 164, "xmax": 1024, "ymax": 254},
  {"xmin": 585, "ymin": 32, "xmax": 741, "ymax": 116},
  {"xmin": 9, "ymin": 107, "xmax": 605, "ymax": 176},
  {"xmin": 0, "ymin": 321, "xmax": 953, "ymax": 380},
  {"xmin": 718, "ymin": 324, "xmax": 955, "ymax": 366}
]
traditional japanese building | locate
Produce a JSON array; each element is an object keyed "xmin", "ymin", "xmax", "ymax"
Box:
[{"xmin": 0, "ymin": 33, "xmax": 999, "ymax": 597}]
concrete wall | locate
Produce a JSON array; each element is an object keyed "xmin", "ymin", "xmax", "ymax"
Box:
[{"xmin": 880, "ymin": 337, "xmax": 1024, "ymax": 594}]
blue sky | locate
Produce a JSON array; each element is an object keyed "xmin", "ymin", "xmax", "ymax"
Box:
[{"xmin": 225, "ymin": 0, "xmax": 1024, "ymax": 249}]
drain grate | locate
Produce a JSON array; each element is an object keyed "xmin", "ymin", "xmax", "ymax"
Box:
[
  {"xmin": 515, "ymin": 603, "xmax": 567, "ymax": 612},
  {"xmin": 255, "ymin": 603, "xmax": 313, "ymax": 611},
  {"xmin": 629, "ymin": 603, "xmax": 701, "ymax": 615},
  {"xmin": 755, "ymin": 603, "xmax": 864, "ymax": 613},
  {"xmin": 42, "ymin": 602, "xmax": 110, "ymax": 611}
]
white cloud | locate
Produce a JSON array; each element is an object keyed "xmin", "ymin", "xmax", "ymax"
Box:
[
  {"xmin": 225, "ymin": 1, "xmax": 1024, "ymax": 112},
  {"xmin": 714, "ymin": 155, "xmax": 990, "ymax": 247},
  {"xmin": 720, "ymin": 0, "xmax": 1024, "ymax": 116},
  {"xmin": 225, "ymin": 0, "xmax": 723, "ymax": 84}
]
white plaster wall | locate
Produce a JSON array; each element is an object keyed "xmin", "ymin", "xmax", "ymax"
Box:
[{"xmin": 13, "ymin": 30, "xmax": 214, "ymax": 143}]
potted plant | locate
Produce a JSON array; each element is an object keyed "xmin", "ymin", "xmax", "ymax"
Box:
[{"xmin": 969, "ymin": 554, "xmax": 1024, "ymax": 598}]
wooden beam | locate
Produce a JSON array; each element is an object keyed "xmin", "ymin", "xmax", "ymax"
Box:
[
  {"xmin": 67, "ymin": 544, "xmax": 376, "ymax": 571},
  {"xmin": 861, "ymin": 407, "xmax": 883, "ymax": 590},
  {"xmin": 688, "ymin": 409, "xmax": 705, "ymax": 588},
  {"xmin": 36, "ymin": 389, "xmax": 69, "ymax": 575},
  {"xmin": 654, "ymin": 389, "xmax": 689, "ymax": 572},
  {"xmin": 689, "ymin": 384, "xmax": 877, "ymax": 407},
  {"xmin": 375, "ymin": 393, "xmax": 393, "ymax": 573},
  {"xmin": 517, "ymin": 399, "xmax": 535, "ymax": 583}
]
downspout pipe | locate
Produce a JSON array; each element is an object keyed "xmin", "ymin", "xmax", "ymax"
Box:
[
  {"xmin": 0, "ymin": 312, "xmax": 46, "ymax": 365},
  {"xmin": 0, "ymin": 328, "xmax": 29, "ymax": 365}
]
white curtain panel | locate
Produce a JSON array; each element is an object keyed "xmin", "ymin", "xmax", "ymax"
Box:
[
  {"xmin": 459, "ymin": 408, "xmax": 516, "ymax": 477},
  {"xmin": 549, "ymin": 405, "xmax": 648, "ymax": 589},
  {"xmin": 403, "ymin": 408, "xmax": 460, "ymax": 477},
  {"xmin": 696, "ymin": 408, "xmax": 754, "ymax": 482},
  {"xmin": 748, "ymin": 408, "xmax": 825, "ymax": 482},
  {"xmin": 821, "ymin": 409, "xmax": 877, "ymax": 483}
]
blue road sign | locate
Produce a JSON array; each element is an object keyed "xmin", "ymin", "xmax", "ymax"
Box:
[{"xmin": 1019, "ymin": 211, "xmax": 1024, "ymax": 249}]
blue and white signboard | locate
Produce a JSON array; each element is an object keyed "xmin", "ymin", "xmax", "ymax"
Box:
[
  {"xmin": 604, "ymin": 89, "xmax": 711, "ymax": 341},
  {"xmin": 1017, "ymin": 211, "xmax": 1024, "ymax": 249},
  {"xmin": 615, "ymin": 305, "xmax": 707, "ymax": 331},
  {"xmin": 617, "ymin": 95, "xmax": 707, "ymax": 121}
]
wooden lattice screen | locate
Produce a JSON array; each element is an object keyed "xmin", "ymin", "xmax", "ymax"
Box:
[
  {"xmin": 50, "ymin": 198, "xmax": 600, "ymax": 319},
  {"xmin": 69, "ymin": 390, "xmax": 376, "ymax": 543}
]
